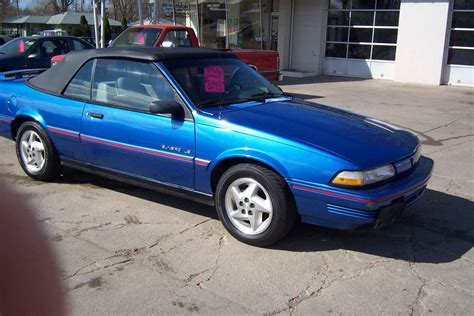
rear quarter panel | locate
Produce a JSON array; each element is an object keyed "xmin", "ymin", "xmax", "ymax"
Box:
[{"xmin": 0, "ymin": 80, "xmax": 86, "ymax": 161}]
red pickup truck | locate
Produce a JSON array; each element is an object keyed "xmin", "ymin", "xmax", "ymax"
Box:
[{"xmin": 52, "ymin": 25, "xmax": 280, "ymax": 80}]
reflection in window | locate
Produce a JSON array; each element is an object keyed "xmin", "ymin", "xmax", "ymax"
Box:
[
  {"xmin": 329, "ymin": 0, "xmax": 350, "ymax": 9},
  {"xmin": 351, "ymin": 0, "xmax": 376, "ymax": 10},
  {"xmin": 63, "ymin": 60, "xmax": 94, "ymax": 99},
  {"xmin": 348, "ymin": 44, "xmax": 371, "ymax": 59},
  {"xmin": 375, "ymin": 11, "xmax": 399, "ymax": 26},
  {"xmin": 454, "ymin": 0, "xmax": 474, "ymax": 10},
  {"xmin": 450, "ymin": 31, "xmax": 474, "ymax": 47},
  {"xmin": 349, "ymin": 28, "xmax": 373, "ymax": 43},
  {"xmin": 350, "ymin": 11, "xmax": 374, "ymax": 26},
  {"xmin": 162, "ymin": 30, "xmax": 191, "ymax": 47},
  {"xmin": 328, "ymin": 11, "xmax": 350, "ymax": 26},
  {"xmin": 451, "ymin": 12, "xmax": 474, "ymax": 28},
  {"xmin": 92, "ymin": 59, "xmax": 175, "ymax": 111},
  {"xmin": 374, "ymin": 29, "xmax": 398, "ymax": 44},
  {"xmin": 448, "ymin": 49, "xmax": 474, "ymax": 66},
  {"xmin": 326, "ymin": 43, "xmax": 347, "ymax": 58},
  {"xmin": 372, "ymin": 46, "xmax": 396, "ymax": 60},
  {"xmin": 327, "ymin": 27, "xmax": 349, "ymax": 42},
  {"xmin": 376, "ymin": 0, "xmax": 400, "ymax": 9}
]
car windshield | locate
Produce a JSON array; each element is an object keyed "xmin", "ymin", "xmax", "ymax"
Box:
[
  {"xmin": 163, "ymin": 58, "xmax": 286, "ymax": 108},
  {"xmin": 0, "ymin": 38, "xmax": 37, "ymax": 58},
  {"xmin": 111, "ymin": 27, "xmax": 162, "ymax": 48}
]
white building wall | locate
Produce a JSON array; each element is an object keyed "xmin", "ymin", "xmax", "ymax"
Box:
[{"xmin": 394, "ymin": 0, "xmax": 451, "ymax": 85}]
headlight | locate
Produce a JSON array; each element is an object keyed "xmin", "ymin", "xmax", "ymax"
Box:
[
  {"xmin": 332, "ymin": 164, "xmax": 396, "ymax": 187},
  {"xmin": 412, "ymin": 146, "xmax": 421, "ymax": 165}
]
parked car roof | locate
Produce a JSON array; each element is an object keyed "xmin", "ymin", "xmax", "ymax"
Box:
[{"xmin": 28, "ymin": 47, "xmax": 236, "ymax": 95}]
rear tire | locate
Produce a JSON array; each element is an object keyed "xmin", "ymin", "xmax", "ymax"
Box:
[
  {"xmin": 215, "ymin": 163, "xmax": 296, "ymax": 247},
  {"xmin": 15, "ymin": 121, "xmax": 60, "ymax": 181}
]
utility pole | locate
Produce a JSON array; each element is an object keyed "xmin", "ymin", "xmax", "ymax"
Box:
[
  {"xmin": 15, "ymin": 0, "xmax": 19, "ymax": 16},
  {"xmin": 153, "ymin": 0, "xmax": 158, "ymax": 24},
  {"xmin": 92, "ymin": 0, "xmax": 99, "ymax": 48},
  {"xmin": 100, "ymin": 0, "xmax": 105, "ymax": 48},
  {"xmin": 137, "ymin": 0, "xmax": 143, "ymax": 25},
  {"xmin": 172, "ymin": 0, "xmax": 176, "ymax": 25}
]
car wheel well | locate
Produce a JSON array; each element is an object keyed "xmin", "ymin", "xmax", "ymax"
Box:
[
  {"xmin": 211, "ymin": 157, "xmax": 283, "ymax": 194},
  {"xmin": 11, "ymin": 116, "xmax": 36, "ymax": 139}
]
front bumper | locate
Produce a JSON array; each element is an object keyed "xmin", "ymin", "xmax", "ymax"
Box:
[{"xmin": 288, "ymin": 156, "xmax": 434, "ymax": 230}]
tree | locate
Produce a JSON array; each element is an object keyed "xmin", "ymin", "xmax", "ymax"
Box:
[
  {"xmin": 103, "ymin": 15, "xmax": 112, "ymax": 44},
  {"xmin": 79, "ymin": 15, "xmax": 90, "ymax": 37},
  {"xmin": 110, "ymin": 0, "xmax": 138, "ymax": 25},
  {"xmin": 121, "ymin": 16, "xmax": 128, "ymax": 32},
  {"xmin": 50, "ymin": 0, "xmax": 75, "ymax": 14}
]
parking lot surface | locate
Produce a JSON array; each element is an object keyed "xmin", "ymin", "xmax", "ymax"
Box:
[{"xmin": 1, "ymin": 76, "xmax": 473, "ymax": 315}]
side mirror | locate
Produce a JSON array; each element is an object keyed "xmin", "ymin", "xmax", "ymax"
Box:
[
  {"xmin": 150, "ymin": 100, "xmax": 184, "ymax": 119},
  {"xmin": 27, "ymin": 53, "xmax": 39, "ymax": 59}
]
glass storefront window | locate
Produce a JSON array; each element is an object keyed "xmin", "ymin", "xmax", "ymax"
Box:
[
  {"xmin": 198, "ymin": 0, "xmax": 227, "ymax": 49},
  {"xmin": 349, "ymin": 28, "xmax": 373, "ymax": 43},
  {"xmin": 327, "ymin": 27, "xmax": 349, "ymax": 42},
  {"xmin": 328, "ymin": 11, "xmax": 350, "ymax": 26},
  {"xmin": 350, "ymin": 12, "xmax": 374, "ymax": 26},
  {"xmin": 228, "ymin": 0, "xmax": 263, "ymax": 49},
  {"xmin": 376, "ymin": 0, "xmax": 400, "ymax": 9},
  {"xmin": 325, "ymin": 0, "xmax": 400, "ymax": 61},
  {"xmin": 447, "ymin": 3, "xmax": 474, "ymax": 66},
  {"xmin": 329, "ymin": 0, "xmax": 351, "ymax": 10},
  {"xmin": 454, "ymin": 0, "xmax": 474, "ymax": 10},
  {"xmin": 352, "ymin": 0, "xmax": 376, "ymax": 10},
  {"xmin": 374, "ymin": 29, "xmax": 397, "ymax": 43},
  {"xmin": 375, "ymin": 11, "xmax": 399, "ymax": 26},
  {"xmin": 326, "ymin": 43, "xmax": 348, "ymax": 58}
]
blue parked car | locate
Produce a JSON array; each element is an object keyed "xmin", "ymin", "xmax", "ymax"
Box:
[{"xmin": 0, "ymin": 48, "xmax": 433, "ymax": 246}]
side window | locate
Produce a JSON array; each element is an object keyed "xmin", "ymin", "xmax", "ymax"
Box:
[
  {"xmin": 72, "ymin": 39, "xmax": 89, "ymax": 50},
  {"xmin": 36, "ymin": 39, "xmax": 69, "ymax": 57},
  {"xmin": 91, "ymin": 59, "xmax": 176, "ymax": 112},
  {"xmin": 162, "ymin": 30, "xmax": 191, "ymax": 48},
  {"xmin": 63, "ymin": 60, "xmax": 94, "ymax": 99}
]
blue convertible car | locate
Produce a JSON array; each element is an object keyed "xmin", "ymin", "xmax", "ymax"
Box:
[{"xmin": 0, "ymin": 48, "xmax": 433, "ymax": 246}]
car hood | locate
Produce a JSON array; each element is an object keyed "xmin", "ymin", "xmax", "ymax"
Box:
[{"xmin": 212, "ymin": 99, "xmax": 418, "ymax": 169}]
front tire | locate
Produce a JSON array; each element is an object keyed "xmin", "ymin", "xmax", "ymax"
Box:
[
  {"xmin": 16, "ymin": 121, "xmax": 60, "ymax": 181},
  {"xmin": 215, "ymin": 164, "xmax": 296, "ymax": 247}
]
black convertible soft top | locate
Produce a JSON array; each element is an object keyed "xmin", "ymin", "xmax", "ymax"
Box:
[{"xmin": 28, "ymin": 47, "xmax": 236, "ymax": 95}]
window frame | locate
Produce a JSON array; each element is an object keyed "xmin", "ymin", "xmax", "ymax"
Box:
[
  {"xmin": 447, "ymin": 5, "xmax": 474, "ymax": 66},
  {"xmin": 325, "ymin": 0, "xmax": 400, "ymax": 61},
  {"xmin": 61, "ymin": 58, "xmax": 193, "ymax": 120}
]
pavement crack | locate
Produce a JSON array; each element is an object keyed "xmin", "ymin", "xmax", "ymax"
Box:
[
  {"xmin": 178, "ymin": 218, "xmax": 212, "ymax": 235},
  {"xmin": 408, "ymin": 216, "xmax": 428, "ymax": 316},
  {"xmin": 64, "ymin": 257, "xmax": 133, "ymax": 280},
  {"xmin": 196, "ymin": 235, "xmax": 225, "ymax": 288},
  {"xmin": 422, "ymin": 118, "xmax": 461, "ymax": 134}
]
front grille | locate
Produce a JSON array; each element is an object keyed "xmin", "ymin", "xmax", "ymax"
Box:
[{"xmin": 327, "ymin": 204, "xmax": 377, "ymax": 220}]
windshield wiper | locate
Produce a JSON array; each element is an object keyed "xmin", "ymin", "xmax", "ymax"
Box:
[
  {"xmin": 249, "ymin": 92, "xmax": 293, "ymax": 99},
  {"xmin": 198, "ymin": 97, "xmax": 265, "ymax": 109}
]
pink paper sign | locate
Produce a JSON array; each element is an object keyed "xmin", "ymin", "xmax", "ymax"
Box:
[{"xmin": 204, "ymin": 66, "xmax": 225, "ymax": 93}]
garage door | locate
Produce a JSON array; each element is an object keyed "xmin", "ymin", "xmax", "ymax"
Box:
[
  {"xmin": 323, "ymin": 0, "xmax": 400, "ymax": 79},
  {"xmin": 443, "ymin": 0, "xmax": 474, "ymax": 86}
]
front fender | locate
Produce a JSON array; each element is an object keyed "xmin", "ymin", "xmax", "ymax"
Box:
[{"xmin": 213, "ymin": 147, "xmax": 290, "ymax": 178}]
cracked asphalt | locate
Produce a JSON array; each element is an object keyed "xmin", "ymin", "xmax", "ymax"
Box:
[{"xmin": 1, "ymin": 76, "xmax": 473, "ymax": 315}]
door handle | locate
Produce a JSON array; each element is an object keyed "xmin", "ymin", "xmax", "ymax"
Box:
[{"xmin": 87, "ymin": 112, "xmax": 104, "ymax": 119}]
